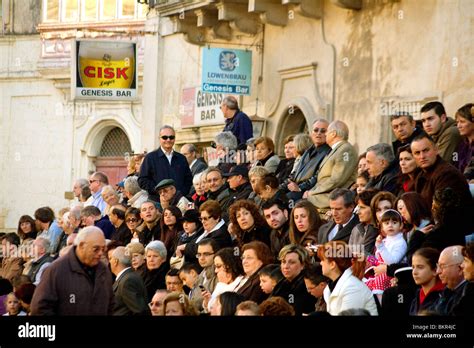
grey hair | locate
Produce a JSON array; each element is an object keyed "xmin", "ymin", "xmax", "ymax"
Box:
[
  {"xmin": 160, "ymin": 125, "xmax": 175, "ymax": 134},
  {"xmin": 249, "ymin": 166, "xmax": 269, "ymax": 178},
  {"xmin": 70, "ymin": 205, "xmax": 82, "ymax": 220},
  {"xmin": 222, "ymin": 96, "xmax": 238, "ymax": 110},
  {"xmin": 193, "ymin": 172, "xmax": 204, "ymax": 185},
  {"xmin": 112, "ymin": 246, "xmax": 132, "ymax": 267},
  {"xmin": 183, "ymin": 143, "xmax": 197, "ymax": 153},
  {"xmin": 145, "ymin": 240, "xmax": 167, "ymax": 260},
  {"xmin": 328, "ymin": 120, "xmax": 349, "ymax": 140},
  {"xmin": 74, "ymin": 226, "xmax": 104, "ymax": 246},
  {"xmin": 125, "ymin": 176, "xmax": 141, "ymax": 196},
  {"xmin": 366, "ymin": 143, "xmax": 395, "ymax": 163},
  {"xmin": 75, "ymin": 178, "xmax": 89, "ymax": 189},
  {"xmin": 329, "ymin": 188, "xmax": 355, "ymax": 207},
  {"xmin": 101, "ymin": 185, "xmax": 119, "ymax": 199},
  {"xmin": 293, "ymin": 133, "xmax": 313, "ymax": 155},
  {"xmin": 35, "ymin": 237, "xmax": 51, "ymax": 252},
  {"xmin": 215, "ymin": 131, "xmax": 238, "ymax": 151}
]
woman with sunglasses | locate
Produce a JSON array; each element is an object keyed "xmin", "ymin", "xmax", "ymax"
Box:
[{"xmin": 125, "ymin": 207, "xmax": 143, "ymax": 243}]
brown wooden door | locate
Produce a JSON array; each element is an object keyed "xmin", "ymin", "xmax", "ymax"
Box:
[{"xmin": 95, "ymin": 157, "xmax": 129, "ymax": 187}]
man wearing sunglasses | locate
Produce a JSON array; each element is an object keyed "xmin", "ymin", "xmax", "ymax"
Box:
[{"xmin": 138, "ymin": 125, "xmax": 193, "ymax": 198}]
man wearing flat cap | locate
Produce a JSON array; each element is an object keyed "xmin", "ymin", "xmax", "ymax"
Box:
[
  {"xmin": 155, "ymin": 179, "xmax": 191, "ymax": 215},
  {"xmin": 221, "ymin": 164, "xmax": 253, "ymax": 214}
]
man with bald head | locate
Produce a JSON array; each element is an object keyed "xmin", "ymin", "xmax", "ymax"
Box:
[
  {"xmin": 31, "ymin": 226, "xmax": 114, "ymax": 315},
  {"xmin": 433, "ymin": 245, "xmax": 466, "ymax": 315},
  {"xmin": 181, "ymin": 143, "xmax": 208, "ymax": 177}
]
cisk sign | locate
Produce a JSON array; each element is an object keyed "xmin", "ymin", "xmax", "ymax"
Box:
[{"xmin": 72, "ymin": 40, "xmax": 137, "ymax": 100}]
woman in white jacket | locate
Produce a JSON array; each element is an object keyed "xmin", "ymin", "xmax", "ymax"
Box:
[{"xmin": 318, "ymin": 241, "xmax": 378, "ymax": 316}]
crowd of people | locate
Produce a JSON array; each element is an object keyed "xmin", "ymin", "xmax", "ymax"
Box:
[{"xmin": 0, "ymin": 98, "xmax": 473, "ymax": 317}]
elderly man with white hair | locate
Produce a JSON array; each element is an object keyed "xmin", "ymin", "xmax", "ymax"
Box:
[
  {"xmin": 109, "ymin": 246, "xmax": 150, "ymax": 316},
  {"xmin": 433, "ymin": 245, "xmax": 466, "ymax": 315},
  {"xmin": 30, "ymin": 226, "xmax": 114, "ymax": 315},
  {"xmin": 124, "ymin": 176, "xmax": 149, "ymax": 209}
]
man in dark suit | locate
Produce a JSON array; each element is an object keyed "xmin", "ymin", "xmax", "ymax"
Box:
[
  {"xmin": 109, "ymin": 246, "xmax": 150, "ymax": 316},
  {"xmin": 181, "ymin": 143, "xmax": 208, "ymax": 177},
  {"xmin": 318, "ymin": 188, "xmax": 359, "ymax": 244},
  {"xmin": 138, "ymin": 125, "xmax": 193, "ymax": 196}
]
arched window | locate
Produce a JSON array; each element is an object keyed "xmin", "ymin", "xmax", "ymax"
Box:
[{"xmin": 99, "ymin": 127, "xmax": 132, "ymax": 157}]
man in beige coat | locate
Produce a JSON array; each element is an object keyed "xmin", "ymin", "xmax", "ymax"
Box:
[{"xmin": 305, "ymin": 120, "xmax": 358, "ymax": 210}]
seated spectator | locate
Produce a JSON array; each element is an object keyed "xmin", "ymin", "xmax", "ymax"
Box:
[
  {"xmin": 397, "ymin": 144, "xmax": 418, "ymax": 192},
  {"xmin": 258, "ymin": 264, "xmax": 283, "ymax": 295},
  {"xmin": 215, "ymin": 131, "xmax": 238, "ymax": 175},
  {"xmin": 317, "ymin": 241, "xmax": 378, "ymax": 316},
  {"xmin": 451, "ymin": 243, "xmax": 474, "ymax": 316},
  {"xmin": 101, "ymin": 185, "xmax": 121, "ymax": 216},
  {"xmin": 454, "ymin": 103, "xmax": 474, "ymax": 180},
  {"xmin": 211, "ymin": 291, "xmax": 245, "ymax": 316},
  {"xmin": 260, "ymin": 296, "xmax": 295, "ymax": 316},
  {"xmin": 271, "ymin": 244, "xmax": 316, "ymax": 315},
  {"xmin": 195, "ymin": 239, "xmax": 219, "ymax": 295},
  {"xmin": 27, "ymin": 238, "xmax": 53, "ymax": 286},
  {"xmin": 205, "ymin": 168, "xmax": 230, "ymax": 205},
  {"xmin": 433, "ymin": 245, "xmax": 466, "ymax": 315},
  {"xmin": 420, "ymin": 101, "xmax": 461, "ymax": 163},
  {"xmin": 165, "ymin": 269, "xmax": 184, "ymax": 293},
  {"xmin": 148, "ymin": 289, "xmax": 169, "ymax": 316},
  {"xmin": 16, "ymin": 215, "xmax": 37, "ymax": 244},
  {"xmin": 126, "ymin": 242, "xmax": 146, "ymax": 278},
  {"xmin": 365, "ymin": 143, "xmax": 400, "ymax": 195},
  {"xmin": 190, "ymin": 172, "xmax": 207, "ymax": 209},
  {"xmin": 124, "ymin": 207, "xmax": 142, "ymax": 243},
  {"xmin": 138, "ymin": 201, "xmax": 161, "ymax": 246},
  {"xmin": 124, "ymin": 176, "xmax": 149, "ymax": 209},
  {"xmin": 155, "ymin": 179, "xmax": 190, "ymax": 215},
  {"xmin": 248, "ymin": 166, "xmax": 269, "ymax": 210},
  {"xmin": 370, "ymin": 191, "xmax": 397, "ymax": 229},
  {"xmin": 80, "ymin": 185, "xmax": 92, "ymax": 204},
  {"xmin": 262, "ymin": 199, "xmax": 291, "ymax": 259},
  {"xmin": 34, "ymin": 207, "xmax": 62, "ymax": 254},
  {"xmin": 80, "ymin": 205, "xmax": 115, "ymax": 239},
  {"xmin": 174, "ymin": 209, "xmax": 203, "ymax": 265},
  {"xmin": 221, "ymin": 164, "xmax": 253, "ymax": 213},
  {"xmin": 236, "ymin": 241, "xmax": 274, "ymax": 304},
  {"xmin": 275, "ymin": 135, "xmax": 296, "ymax": 184},
  {"xmin": 163, "ymin": 292, "xmax": 198, "ymax": 316},
  {"xmin": 390, "ymin": 112, "xmax": 425, "ymax": 156},
  {"xmin": 2, "ymin": 292, "xmax": 26, "ymax": 316},
  {"xmin": 235, "ymin": 300, "xmax": 260, "ymax": 316},
  {"xmin": 410, "ymin": 247, "xmax": 444, "ymax": 315},
  {"xmin": 256, "ymin": 173, "xmax": 289, "ymax": 207},
  {"xmin": 288, "ymin": 200, "xmax": 323, "ymax": 254},
  {"xmin": 253, "ymin": 137, "xmax": 280, "ymax": 173},
  {"xmin": 353, "ymin": 170, "xmax": 370, "ymax": 195},
  {"xmin": 0, "ymin": 234, "xmax": 23, "ymax": 283},
  {"xmin": 204, "ymin": 248, "xmax": 245, "ymax": 313},
  {"xmin": 159, "ymin": 206, "xmax": 182, "ymax": 259},
  {"xmin": 142, "ymin": 240, "xmax": 169, "ymax": 302},
  {"xmin": 229, "ymin": 200, "xmax": 271, "ymax": 248},
  {"xmin": 179, "ymin": 263, "xmax": 204, "ymax": 311},
  {"xmin": 109, "ymin": 205, "xmax": 132, "ymax": 246},
  {"xmin": 303, "ymin": 264, "xmax": 329, "ymax": 313},
  {"xmin": 349, "ymin": 189, "xmax": 379, "ymax": 257}
]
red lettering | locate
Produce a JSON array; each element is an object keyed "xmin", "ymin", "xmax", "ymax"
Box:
[
  {"xmin": 97, "ymin": 67, "xmax": 102, "ymax": 78},
  {"xmin": 84, "ymin": 66, "xmax": 95, "ymax": 78},
  {"xmin": 116, "ymin": 68, "xmax": 128, "ymax": 80},
  {"xmin": 104, "ymin": 67, "xmax": 114, "ymax": 79}
]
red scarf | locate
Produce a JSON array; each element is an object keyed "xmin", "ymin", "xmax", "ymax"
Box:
[{"xmin": 419, "ymin": 280, "xmax": 444, "ymax": 304}]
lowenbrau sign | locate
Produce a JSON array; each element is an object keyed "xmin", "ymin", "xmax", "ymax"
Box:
[{"xmin": 72, "ymin": 40, "xmax": 137, "ymax": 100}]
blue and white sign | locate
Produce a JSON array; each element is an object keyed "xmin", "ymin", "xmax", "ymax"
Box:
[{"xmin": 202, "ymin": 48, "xmax": 252, "ymax": 95}]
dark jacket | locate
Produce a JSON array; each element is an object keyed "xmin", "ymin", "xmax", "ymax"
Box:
[
  {"xmin": 413, "ymin": 156, "xmax": 473, "ymax": 207},
  {"xmin": 184, "ymin": 223, "xmax": 233, "ymax": 258},
  {"xmin": 431, "ymin": 117, "xmax": 462, "ymax": 164},
  {"xmin": 138, "ymin": 148, "xmax": 193, "ymax": 196},
  {"xmin": 348, "ymin": 223, "xmax": 379, "ymax": 256},
  {"xmin": 366, "ymin": 159, "xmax": 400, "ymax": 195},
  {"xmin": 236, "ymin": 267, "xmax": 268, "ymax": 304},
  {"xmin": 451, "ymin": 281, "xmax": 474, "ymax": 316},
  {"xmin": 409, "ymin": 281, "xmax": 445, "ymax": 315},
  {"xmin": 30, "ymin": 247, "xmax": 114, "ymax": 315},
  {"xmin": 113, "ymin": 268, "xmax": 150, "ymax": 316},
  {"xmin": 95, "ymin": 215, "xmax": 115, "ymax": 240},
  {"xmin": 381, "ymin": 267, "xmax": 417, "ymax": 316},
  {"xmin": 276, "ymin": 158, "xmax": 296, "ymax": 184},
  {"xmin": 318, "ymin": 215, "xmax": 360, "ymax": 245},
  {"xmin": 433, "ymin": 281, "xmax": 467, "ymax": 315},
  {"xmin": 392, "ymin": 126, "xmax": 425, "ymax": 156},
  {"xmin": 271, "ymin": 272, "xmax": 316, "ymax": 315},
  {"xmin": 27, "ymin": 254, "xmax": 54, "ymax": 285},
  {"xmin": 139, "ymin": 220, "xmax": 161, "ymax": 246},
  {"xmin": 223, "ymin": 110, "xmax": 253, "ymax": 146},
  {"xmin": 236, "ymin": 224, "xmax": 271, "ymax": 249},
  {"xmin": 221, "ymin": 182, "xmax": 253, "ymax": 213},
  {"xmin": 190, "ymin": 158, "xmax": 208, "ymax": 177},
  {"xmin": 269, "ymin": 221, "xmax": 290, "ymax": 260},
  {"xmin": 111, "ymin": 222, "xmax": 132, "ymax": 246},
  {"xmin": 143, "ymin": 262, "xmax": 170, "ymax": 302},
  {"xmin": 206, "ymin": 184, "xmax": 230, "ymax": 205}
]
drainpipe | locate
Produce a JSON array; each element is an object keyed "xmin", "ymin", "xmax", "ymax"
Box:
[{"xmin": 320, "ymin": 1, "xmax": 336, "ymax": 121}]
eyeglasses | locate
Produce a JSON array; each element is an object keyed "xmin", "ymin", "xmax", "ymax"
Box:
[
  {"xmin": 149, "ymin": 301, "xmax": 162, "ymax": 307},
  {"xmin": 200, "ymin": 216, "xmax": 213, "ymax": 221},
  {"xmin": 196, "ymin": 252, "xmax": 214, "ymax": 258},
  {"xmin": 313, "ymin": 128, "xmax": 327, "ymax": 134},
  {"xmin": 89, "ymin": 179, "xmax": 99, "ymax": 184},
  {"xmin": 161, "ymin": 135, "xmax": 175, "ymax": 141},
  {"xmin": 126, "ymin": 218, "xmax": 139, "ymax": 223},
  {"xmin": 436, "ymin": 263, "xmax": 461, "ymax": 271}
]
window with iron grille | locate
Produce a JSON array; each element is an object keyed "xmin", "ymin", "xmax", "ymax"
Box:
[{"xmin": 99, "ymin": 127, "xmax": 132, "ymax": 157}]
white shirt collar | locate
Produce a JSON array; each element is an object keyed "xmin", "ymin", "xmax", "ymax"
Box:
[
  {"xmin": 115, "ymin": 267, "xmax": 131, "ymax": 282},
  {"xmin": 190, "ymin": 158, "xmax": 197, "ymax": 168}
]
